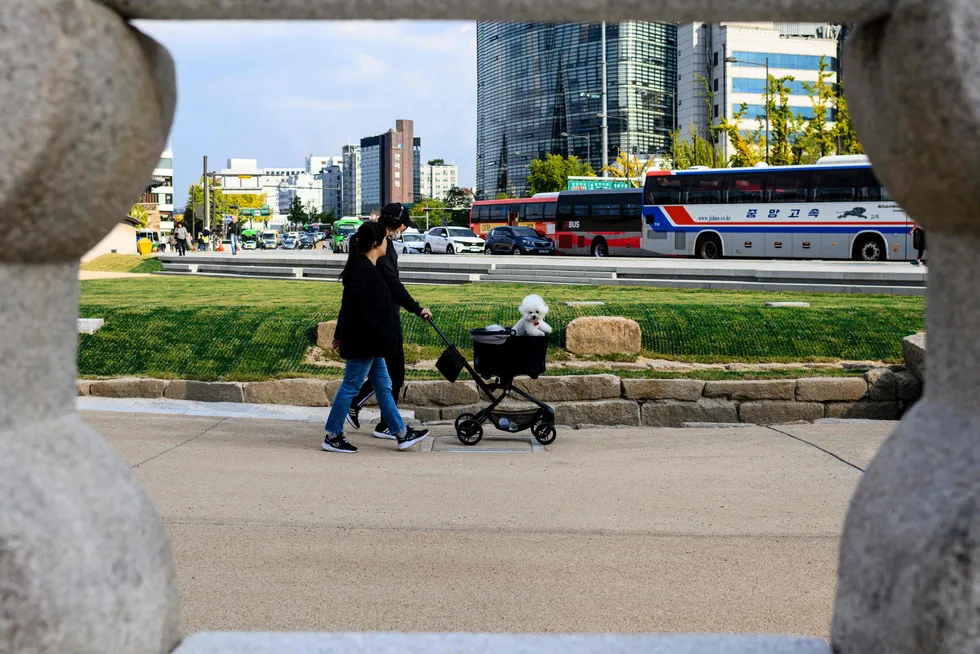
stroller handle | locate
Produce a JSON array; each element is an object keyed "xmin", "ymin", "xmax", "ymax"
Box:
[{"xmin": 424, "ymin": 315, "xmax": 453, "ymax": 347}]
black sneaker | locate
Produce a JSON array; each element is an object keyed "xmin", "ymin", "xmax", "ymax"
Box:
[
  {"xmin": 346, "ymin": 405, "xmax": 361, "ymax": 430},
  {"xmin": 373, "ymin": 421, "xmax": 396, "ymax": 440},
  {"xmin": 321, "ymin": 434, "xmax": 357, "ymax": 453},
  {"xmin": 396, "ymin": 427, "xmax": 430, "ymax": 451}
]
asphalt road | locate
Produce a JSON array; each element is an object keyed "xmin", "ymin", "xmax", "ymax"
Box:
[{"xmin": 88, "ymin": 411, "xmax": 891, "ymax": 638}]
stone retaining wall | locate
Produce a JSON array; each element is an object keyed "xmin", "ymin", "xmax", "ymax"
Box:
[{"xmin": 80, "ymin": 371, "xmax": 922, "ymax": 428}]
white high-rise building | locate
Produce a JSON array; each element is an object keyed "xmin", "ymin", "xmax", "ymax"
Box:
[
  {"xmin": 149, "ymin": 142, "xmax": 174, "ymax": 226},
  {"xmin": 316, "ymin": 161, "xmax": 344, "ymax": 218},
  {"xmin": 677, "ymin": 22, "xmax": 841, "ymax": 163},
  {"xmin": 305, "ymin": 155, "xmax": 340, "ymax": 175},
  {"xmin": 278, "ymin": 172, "xmax": 323, "ymax": 220},
  {"xmin": 418, "ymin": 162, "xmax": 459, "ymax": 201},
  {"xmin": 342, "ymin": 144, "xmax": 361, "ymax": 216}
]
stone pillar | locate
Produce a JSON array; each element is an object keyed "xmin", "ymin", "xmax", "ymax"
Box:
[
  {"xmin": 833, "ymin": 2, "xmax": 980, "ymax": 652},
  {"xmin": 0, "ymin": 2, "xmax": 180, "ymax": 653}
]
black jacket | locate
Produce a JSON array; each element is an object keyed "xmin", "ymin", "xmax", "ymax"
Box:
[
  {"xmin": 335, "ymin": 257, "xmax": 400, "ymax": 360},
  {"xmin": 227, "ymin": 222, "xmax": 242, "ymax": 237},
  {"xmin": 378, "ymin": 238, "xmax": 423, "ymax": 322}
]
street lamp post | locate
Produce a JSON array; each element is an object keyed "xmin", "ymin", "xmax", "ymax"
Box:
[
  {"xmin": 726, "ymin": 55, "xmax": 770, "ymax": 164},
  {"xmin": 600, "ymin": 21, "xmax": 609, "ymax": 177}
]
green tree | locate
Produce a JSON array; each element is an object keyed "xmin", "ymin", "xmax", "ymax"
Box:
[
  {"xmin": 601, "ymin": 150, "xmax": 651, "ymax": 187},
  {"xmin": 184, "ymin": 177, "xmax": 268, "ymax": 231},
  {"xmin": 526, "ymin": 154, "xmax": 595, "ymax": 195},
  {"xmin": 797, "ymin": 57, "xmax": 838, "ymax": 164},
  {"xmin": 427, "ymin": 158, "xmax": 445, "ymax": 166},
  {"xmin": 443, "ymin": 186, "xmax": 475, "ymax": 227},
  {"xmin": 494, "ymin": 192, "xmax": 513, "ymax": 200},
  {"xmin": 765, "ymin": 75, "xmax": 800, "ymax": 166},
  {"xmin": 833, "ymin": 93, "xmax": 864, "ymax": 156},
  {"xmin": 129, "ymin": 203, "xmax": 150, "ymax": 229},
  {"xmin": 665, "ymin": 125, "xmax": 725, "ymax": 170},
  {"xmin": 714, "ymin": 106, "xmax": 765, "ymax": 168},
  {"xmin": 410, "ymin": 197, "xmax": 446, "ymax": 228},
  {"xmin": 287, "ymin": 196, "xmax": 306, "ymax": 225}
]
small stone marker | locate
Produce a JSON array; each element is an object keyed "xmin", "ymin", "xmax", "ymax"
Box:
[
  {"xmin": 316, "ymin": 320, "xmax": 337, "ymax": 349},
  {"xmin": 764, "ymin": 302, "xmax": 811, "ymax": 308},
  {"xmin": 565, "ymin": 316, "xmax": 642, "ymax": 356},
  {"xmin": 78, "ymin": 318, "xmax": 105, "ymax": 334},
  {"xmin": 564, "ymin": 301, "xmax": 606, "ymax": 307}
]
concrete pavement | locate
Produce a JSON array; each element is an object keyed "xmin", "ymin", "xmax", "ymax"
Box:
[{"xmin": 86, "ymin": 410, "xmax": 892, "ymax": 638}]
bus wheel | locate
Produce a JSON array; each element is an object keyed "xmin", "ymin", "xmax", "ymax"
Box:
[
  {"xmin": 696, "ymin": 234, "xmax": 722, "ymax": 260},
  {"xmin": 854, "ymin": 235, "xmax": 885, "ymax": 262},
  {"xmin": 591, "ymin": 239, "xmax": 609, "ymax": 258}
]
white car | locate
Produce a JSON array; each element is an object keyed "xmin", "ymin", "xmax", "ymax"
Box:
[
  {"xmin": 397, "ymin": 232, "xmax": 426, "ymax": 255},
  {"xmin": 424, "ymin": 226, "xmax": 485, "ymax": 255}
]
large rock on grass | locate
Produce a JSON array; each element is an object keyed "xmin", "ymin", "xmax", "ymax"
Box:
[
  {"xmin": 565, "ymin": 317, "xmax": 641, "ymax": 356},
  {"xmin": 902, "ymin": 332, "xmax": 926, "ymax": 383}
]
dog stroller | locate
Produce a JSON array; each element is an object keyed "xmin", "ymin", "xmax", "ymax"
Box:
[{"xmin": 428, "ymin": 319, "xmax": 557, "ymax": 446}]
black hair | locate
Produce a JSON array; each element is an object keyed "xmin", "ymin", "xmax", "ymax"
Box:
[{"xmin": 339, "ymin": 221, "xmax": 387, "ymax": 280}]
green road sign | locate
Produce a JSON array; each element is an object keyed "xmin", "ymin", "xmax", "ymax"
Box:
[{"xmin": 566, "ymin": 177, "xmax": 632, "ymax": 191}]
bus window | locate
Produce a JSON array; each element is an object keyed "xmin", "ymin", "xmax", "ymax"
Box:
[
  {"xmin": 572, "ymin": 198, "xmax": 590, "ymax": 218},
  {"xmin": 683, "ymin": 175, "xmax": 727, "ymax": 204},
  {"xmin": 623, "ymin": 199, "xmax": 642, "ymax": 217},
  {"xmin": 811, "ymin": 169, "xmax": 857, "ymax": 202},
  {"xmin": 507, "ymin": 204, "xmax": 525, "ymax": 222},
  {"xmin": 592, "ymin": 199, "xmax": 621, "ymax": 217},
  {"xmin": 727, "ymin": 174, "xmax": 765, "ymax": 204},
  {"xmin": 645, "ymin": 176, "xmax": 682, "ymax": 205},
  {"xmin": 855, "ymin": 168, "xmax": 892, "ymax": 201},
  {"xmin": 489, "ymin": 204, "xmax": 507, "ymax": 222},
  {"xmin": 474, "ymin": 205, "xmax": 490, "ymax": 222},
  {"xmin": 543, "ymin": 203, "xmax": 557, "ymax": 219},
  {"xmin": 525, "ymin": 203, "xmax": 544, "ymax": 220},
  {"xmin": 768, "ymin": 171, "xmax": 809, "ymax": 203},
  {"xmin": 557, "ymin": 198, "xmax": 573, "ymax": 218}
]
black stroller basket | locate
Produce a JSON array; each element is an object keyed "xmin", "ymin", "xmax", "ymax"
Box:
[{"xmin": 427, "ymin": 320, "xmax": 557, "ymax": 447}]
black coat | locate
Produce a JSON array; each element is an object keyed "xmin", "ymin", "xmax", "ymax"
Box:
[
  {"xmin": 378, "ymin": 238, "xmax": 423, "ymax": 323},
  {"xmin": 335, "ymin": 257, "xmax": 401, "ymax": 360}
]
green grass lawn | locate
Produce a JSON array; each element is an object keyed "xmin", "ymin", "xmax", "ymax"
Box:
[
  {"xmin": 81, "ymin": 254, "xmax": 163, "ymax": 274},
  {"xmin": 78, "ymin": 276, "xmax": 924, "ymax": 381}
]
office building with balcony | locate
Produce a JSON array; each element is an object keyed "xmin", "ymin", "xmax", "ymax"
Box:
[
  {"xmin": 476, "ymin": 21, "xmax": 677, "ymax": 198},
  {"xmin": 677, "ymin": 22, "xmax": 841, "ymax": 163}
]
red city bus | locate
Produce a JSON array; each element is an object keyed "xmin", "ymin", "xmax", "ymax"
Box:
[
  {"xmin": 469, "ymin": 195, "xmax": 559, "ymax": 238},
  {"xmin": 553, "ymin": 189, "xmax": 645, "ymax": 257}
]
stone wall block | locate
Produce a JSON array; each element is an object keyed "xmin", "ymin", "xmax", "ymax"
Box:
[
  {"xmin": 165, "ymin": 381, "xmax": 244, "ymax": 403},
  {"xmin": 622, "ymin": 379, "xmax": 704, "ymax": 401},
  {"xmin": 703, "ymin": 380, "xmax": 797, "ymax": 401},
  {"xmin": 739, "ymin": 401, "xmax": 824, "ymax": 425},
  {"xmin": 795, "ymin": 378, "xmax": 868, "ymax": 402},
  {"xmin": 825, "ymin": 401, "xmax": 902, "ymax": 421},
  {"xmin": 514, "ymin": 374, "xmax": 621, "ymax": 402},
  {"xmin": 403, "ymin": 380, "xmax": 480, "ymax": 407},
  {"xmin": 555, "ymin": 400, "xmax": 640, "ymax": 427},
  {"xmin": 89, "ymin": 377, "xmax": 168, "ymax": 399},
  {"xmin": 902, "ymin": 333, "xmax": 926, "ymax": 383},
  {"xmin": 642, "ymin": 399, "xmax": 738, "ymax": 428},
  {"xmin": 893, "ymin": 371, "xmax": 923, "ymax": 402},
  {"xmin": 864, "ymin": 369, "xmax": 897, "ymax": 401},
  {"xmin": 243, "ymin": 379, "xmax": 330, "ymax": 406}
]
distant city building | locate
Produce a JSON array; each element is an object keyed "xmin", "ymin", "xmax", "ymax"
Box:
[
  {"xmin": 476, "ymin": 22, "xmax": 678, "ymax": 198},
  {"xmin": 342, "ymin": 144, "xmax": 361, "ymax": 217},
  {"xmin": 278, "ymin": 172, "xmax": 323, "ymax": 218},
  {"xmin": 218, "ymin": 158, "xmax": 302, "ymax": 220},
  {"xmin": 144, "ymin": 141, "xmax": 174, "ymax": 228},
  {"xmin": 358, "ymin": 119, "xmax": 418, "ymax": 215},
  {"xmin": 676, "ymin": 22, "xmax": 840, "ymax": 162},
  {"xmin": 305, "ymin": 155, "xmax": 338, "ymax": 175},
  {"xmin": 419, "ymin": 162, "xmax": 459, "ymax": 201},
  {"xmin": 316, "ymin": 160, "xmax": 344, "ymax": 217}
]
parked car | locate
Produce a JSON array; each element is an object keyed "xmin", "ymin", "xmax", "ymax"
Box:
[
  {"xmin": 424, "ymin": 226, "xmax": 485, "ymax": 254},
  {"xmin": 298, "ymin": 232, "xmax": 315, "ymax": 250},
  {"xmin": 397, "ymin": 232, "xmax": 426, "ymax": 255},
  {"xmin": 242, "ymin": 236, "xmax": 258, "ymax": 250},
  {"xmin": 281, "ymin": 232, "xmax": 300, "ymax": 250},
  {"xmin": 484, "ymin": 226, "xmax": 555, "ymax": 256}
]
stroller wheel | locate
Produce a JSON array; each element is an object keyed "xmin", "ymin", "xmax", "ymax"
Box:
[
  {"xmin": 456, "ymin": 416, "xmax": 484, "ymax": 446},
  {"xmin": 454, "ymin": 412, "xmax": 476, "ymax": 433},
  {"xmin": 532, "ymin": 422, "xmax": 557, "ymax": 446}
]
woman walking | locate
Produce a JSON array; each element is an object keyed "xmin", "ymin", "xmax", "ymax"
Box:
[
  {"xmin": 910, "ymin": 223, "xmax": 926, "ymax": 266},
  {"xmin": 322, "ymin": 221, "xmax": 429, "ymax": 453}
]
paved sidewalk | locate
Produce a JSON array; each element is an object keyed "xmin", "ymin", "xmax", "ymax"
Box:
[{"xmin": 84, "ymin": 409, "xmax": 892, "ymax": 638}]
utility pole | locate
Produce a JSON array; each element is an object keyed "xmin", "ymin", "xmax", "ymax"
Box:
[
  {"xmin": 202, "ymin": 155, "xmax": 209, "ymax": 239},
  {"xmin": 601, "ymin": 21, "xmax": 609, "ymax": 177},
  {"xmin": 765, "ymin": 57, "xmax": 770, "ymax": 165}
]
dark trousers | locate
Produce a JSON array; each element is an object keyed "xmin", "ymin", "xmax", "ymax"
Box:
[
  {"xmin": 175, "ymin": 239, "xmax": 186, "ymax": 256},
  {"xmin": 352, "ymin": 340, "xmax": 405, "ymax": 421},
  {"xmin": 916, "ymin": 247, "xmax": 925, "ymax": 260}
]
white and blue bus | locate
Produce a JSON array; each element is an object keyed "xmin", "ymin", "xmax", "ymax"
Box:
[{"xmin": 641, "ymin": 156, "xmax": 913, "ymax": 261}]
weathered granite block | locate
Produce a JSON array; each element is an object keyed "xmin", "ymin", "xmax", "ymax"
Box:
[
  {"xmin": 796, "ymin": 378, "xmax": 868, "ymax": 402},
  {"xmin": 243, "ymin": 379, "xmax": 330, "ymax": 406},
  {"xmin": 739, "ymin": 401, "xmax": 824, "ymax": 425},
  {"xmin": 89, "ymin": 377, "xmax": 168, "ymax": 399},
  {"xmin": 165, "ymin": 381, "xmax": 244, "ymax": 403},
  {"xmin": 642, "ymin": 399, "xmax": 738, "ymax": 428},
  {"xmin": 622, "ymin": 378, "xmax": 704, "ymax": 401},
  {"xmin": 825, "ymin": 401, "xmax": 902, "ymax": 421},
  {"xmin": 555, "ymin": 400, "xmax": 640, "ymax": 427},
  {"xmin": 514, "ymin": 374, "xmax": 621, "ymax": 402},
  {"xmin": 403, "ymin": 380, "xmax": 480, "ymax": 406},
  {"xmin": 703, "ymin": 380, "xmax": 797, "ymax": 401}
]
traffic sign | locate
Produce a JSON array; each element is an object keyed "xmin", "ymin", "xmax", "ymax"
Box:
[{"xmin": 566, "ymin": 177, "xmax": 632, "ymax": 190}]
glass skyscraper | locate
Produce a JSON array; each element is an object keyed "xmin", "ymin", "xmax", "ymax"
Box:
[{"xmin": 476, "ymin": 21, "xmax": 677, "ymax": 199}]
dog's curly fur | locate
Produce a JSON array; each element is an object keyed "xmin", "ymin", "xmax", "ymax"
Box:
[{"xmin": 513, "ymin": 294, "xmax": 553, "ymax": 337}]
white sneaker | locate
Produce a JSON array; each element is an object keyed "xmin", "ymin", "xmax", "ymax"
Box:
[{"xmin": 373, "ymin": 423, "xmax": 397, "ymax": 440}]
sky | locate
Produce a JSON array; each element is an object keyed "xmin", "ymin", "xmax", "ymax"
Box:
[{"xmin": 136, "ymin": 20, "xmax": 477, "ymax": 208}]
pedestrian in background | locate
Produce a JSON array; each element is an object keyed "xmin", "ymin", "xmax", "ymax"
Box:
[
  {"xmin": 911, "ymin": 224, "xmax": 926, "ymax": 266},
  {"xmin": 174, "ymin": 223, "xmax": 188, "ymax": 257},
  {"xmin": 346, "ymin": 203, "xmax": 433, "ymax": 440},
  {"xmin": 322, "ymin": 220, "xmax": 430, "ymax": 454},
  {"xmin": 228, "ymin": 217, "xmax": 241, "ymax": 256}
]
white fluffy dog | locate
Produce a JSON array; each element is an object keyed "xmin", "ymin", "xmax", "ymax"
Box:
[{"xmin": 513, "ymin": 294, "xmax": 553, "ymax": 337}]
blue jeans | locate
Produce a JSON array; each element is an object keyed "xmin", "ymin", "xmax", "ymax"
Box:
[
  {"xmin": 231, "ymin": 233, "xmax": 239, "ymax": 254},
  {"xmin": 325, "ymin": 357, "xmax": 406, "ymax": 437}
]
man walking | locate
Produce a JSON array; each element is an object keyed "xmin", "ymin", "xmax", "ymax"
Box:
[
  {"xmin": 347, "ymin": 203, "xmax": 432, "ymax": 439},
  {"xmin": 228, "ymin": 216, "xmax": 241, "ymax": 256},
  {"xmin": 174, "ymin": 222, "xmax": 188, "ymax": 257}
]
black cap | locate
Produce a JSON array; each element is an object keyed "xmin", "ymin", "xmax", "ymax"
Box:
[{"xmin": 379, "ymin": 203, "xmax": 419, "ymax": 231}]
